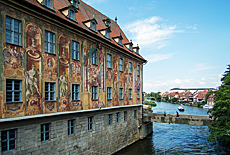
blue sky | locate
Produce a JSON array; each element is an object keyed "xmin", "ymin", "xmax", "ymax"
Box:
[{"xmin": 83, "ymin": 0, "xmax": 230, "ymax": 93}]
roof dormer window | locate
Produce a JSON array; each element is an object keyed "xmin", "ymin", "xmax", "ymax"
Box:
[
  {"xmin": 59, "ymin": 3, "xmax": 78, "ymax": 22},
  {"xmin": 133, "ymin": 44, "xmax": 140, "ymax": 54},
  {"xmin": 69, "ymin": 0, "xmax": 80, "ymax": 9},
  {"xmin": 39, "ymin": 0, "xmax": 55, "ymax": 11},
  {"xmin": 129, "ymin": 40, "xmax": 133, "ymax": 51},
  {"xmin": 105, "ymin": 28, "xmax": 111, "ymax": 39},
  {"xmin": 83, "ymin": 15, "xmax": 98, "ymax": 32},
  {"xmin": 103, "ymin": 18, "xmax": 111, "ymax": 28},
  {"xmin": 113, "ymin": 33, "xmax": 123, "ymax": 46}
]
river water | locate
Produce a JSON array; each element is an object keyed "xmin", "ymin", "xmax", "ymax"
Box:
[{"xmin": 115, "ymin": 101, "xmax": 230, "ymax": 155}]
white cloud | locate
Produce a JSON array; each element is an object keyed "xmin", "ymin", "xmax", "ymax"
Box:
[
  {"xmin": 145, "ymin": 53, "xmax": 174, "ymax": 63},
  {"xmin": 124, "ymin": 16, "xmax": 182, "ymax": 49},
  {"xmin": 186, "ymin": 24, "xmax": 198, "ymax": 30},
  {"xmin": 189, "ymin": 63, "xmax": 216, "ymax": 72}
]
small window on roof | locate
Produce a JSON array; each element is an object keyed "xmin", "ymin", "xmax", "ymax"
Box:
[
  {"xmin": 91, "ymin": 21, "xmax": 97, "ymax": 32},
  {"xmin": 40, "ymin": 0, "xmax": 55, "ymax": 10}
]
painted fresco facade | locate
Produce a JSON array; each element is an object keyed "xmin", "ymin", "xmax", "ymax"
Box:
[{"xmin": 0, "ymin": 0, "xmax": 146, "ymax": 119}]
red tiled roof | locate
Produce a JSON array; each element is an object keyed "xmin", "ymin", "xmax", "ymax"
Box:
[{"xmin": 23, "ymin": 0, "xmax": 146, "ymax": 62}]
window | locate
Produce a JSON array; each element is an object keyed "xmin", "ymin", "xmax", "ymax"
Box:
[
  {"xmin": 137, "ymin": 65, "xmax": 140, "ymax": 76},
  {"xmin": 119, "ymin": 88, "xmax": 123, "ymax": 99},
  {"xmin": 116, "ymin": 113, "xmax": 119, "ymax": 124},
  {"xmin": 41, "ymin": 123, "xmax": 50, "ymax": 142},
  {"xmin": 129, "ymin": 89, "xmax": 132, "ymax": 99},
  {"xmin": 119, "ymin": 38, "xmax": 122, "ymax": 45},
  {"xmin": 107, "ymin": 87, "xmax": 111, "ymax": 100},
  {"xmin": 134, "ymin": 110, "xmax": 137, "ymax": 119},
  {"xmin": 88, "ymin": 117, "xmax": 93, "ymax": 131},
  {"xmin": 6, "ymin": 16, "xmax": 21, "ymax": 46},
  {"xmin": 90, "ymin": 21, "xmax": 96, "ymax": 31},
  {"xmin": 119, "ymin": 58, "xmax": 123, "ymax": 71},
  {"xmin": 72, "ymin": 41, "xmax": 79, "ymax": 60},
  {"xmin": 108, "ymin": 114, "xmax": 112, "ymax": 126},
  {"xmin": 129, "ymin": 62, "xmax": 132, "ymax": 74},
  {"xmin": 43, "ymin": 0, "xmax": 54, "ymax": 9},
  {"xmin": 44, "ymin": 0, "xmax": 51, "ymax": 7},
  {"xmin": 105, "ymin": 30, "xmax": 110, "ymax": 39},
  {"xmin": 129, "ymin": 43, "xmax": 133, "ymax": 51},
  {"xmin": 124, "ymin": 111, "xmax": 127, "ymax": 122},
  {"xmin": 137, "ymin": 89, "xmax": 140, "ymax": 99},
  {"xmin": 1, "ymin": 129, "xmax": 16, "ymax": 152},
  {"xmin": 92, "ymin": 50, "xmax": 97, "ymax": 65},
  {"xmin": 92, "ymin": 86, "xmax": 97, "ymax": 100},
  {"xmin": 107, "ymin": 54, "xmax": 111, "ymax": 68},
  {"xmin": 6, "ymin": 79, "xmax": 21, "ymax": 103},
  {"xmin": 45, "ymin": 30, "xmax": 55, "ymax": 54},
  {"xmin": 72, "ymin": 84, "xmax": 79, "ymax": 101},
  {"xmin": 68, "ymin": 120, "xmax": 74, "ymax": 136},
  {"xmin": 45, "ymin": 82, "xmax": 55, "ymax": 101},
  {"xmin": 69, "ymin": 9, "xmax": 74, "ymax": 20}
]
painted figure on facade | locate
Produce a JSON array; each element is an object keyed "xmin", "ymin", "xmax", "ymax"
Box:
[
  {"xmin": 3, "ymin": 46, "xmax": 23, "ymax": 69},
  {"xmin": 59, "ymin": 72, "xmax": 69, "ymax": 97},
  {"xmin": 25, "ymin": 65, "xmax": 41, "ymax": 100}
]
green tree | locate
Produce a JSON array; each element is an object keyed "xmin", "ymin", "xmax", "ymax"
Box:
[
  {"xmin": 208, "ymin": 64, "xmax": 230, "ymax": 142},
  {"xmin": 165, "ymin": 96, "xmax": 169, "ymax": 102},
  {"xmin": 171, "ymin": 97, "xmax": 178, "ymax": 103}
]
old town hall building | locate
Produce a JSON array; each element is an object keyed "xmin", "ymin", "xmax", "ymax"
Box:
[{"xmin": 0, "ymin": 0, "xmax": 149, "ymax": 154}]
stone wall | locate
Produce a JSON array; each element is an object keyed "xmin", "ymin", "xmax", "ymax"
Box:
[{"xmin": 0, "ymin": 106, "xmax": 142, "ymax": 155}]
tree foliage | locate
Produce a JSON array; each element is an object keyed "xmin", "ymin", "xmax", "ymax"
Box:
[{"xmin": 208, "ymin": 64, "xmax": 230, "ymax": 142}]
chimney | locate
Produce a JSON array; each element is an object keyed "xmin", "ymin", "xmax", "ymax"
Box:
[{"xmin": 115, "ymin": 17, "xmax": 117, "ymax": 23}]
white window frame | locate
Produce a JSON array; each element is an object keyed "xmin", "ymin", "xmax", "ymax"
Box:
[
  {"xmin": 72, "ymin": 84, "xmax": 79, "ymax": 101},
  {"xmin": 92, "ymin": 86, "xmax": 97, "ymax": 100},
  {"xmin": 6, "ymin": 79, "xmax": 21, "ymax": 103},
  {"xmin": 45, "ymin": 30, "xmax": 55, "ymax": 54},
  {"xmin": 68, "ymin": 120, "xmax": 74, "ymax": 136},
  {"xmin": 41, "ymin": 123, "xmax": 50, "ymax": 142},
  {"xmin": 1, "ymin": 129, "xmax": 17, "ymax": 152},
  {"xmin": 107, "ymin": 87, "xmax": 111, "ymax": 100},
  {"xmin": 119, "ymin": 58, "xmax": 123, "ymax": 71},
  {"xmin": 6, "ymin": 16, "xmax": 21, "ymax": 46},
  {"xmin": 129, "ymin": 62, "xmax": 132, "ymax": 74},
  {"xmin": 107, "ymin": 54, "xmax": 111, "ymax": 68},
  {"xmin": 72, "ymin": 41, "xmax": 79, "ymax": 60},
  {"xmin": 92, "ymin": 50, "xmax": 97, "ymax": 65},
  {"xmin": 45, "ymin": 82, "xmax": 55, "ymax": 101},
  {"xmin": 88, "ymin": 117, "xmax": 93, "ymax": 131}
]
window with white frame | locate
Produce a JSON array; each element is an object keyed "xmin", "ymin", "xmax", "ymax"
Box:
[
  {"xmin": 107, "ymin": 87, "xmax": 111, "ymax": 100},
  {"xmin": 116, "ymin": 112, "xmax": 119, "ymax": 124},
  {"xmin": 45, "ymin": 30, "xmax": 55, "ymax": 54},
  {"xmin": 129, "ymin": 89, "xmax": 132, "ymax": 99},
  {"xmin": 137, "ymin": 89, "xmax": 140, "ymax": 99},
  {"xmin": 72, "ymin": 84, "xmax": 79, "ymax": 100},
  {"xmin": 119, "ymin": 88, "xmax": 123, "ymax": 99},
  {"xmin": 137, "ymin": 65, "xmax": 140, "ymax": 76},
  {"xmin": 45, "ymin": 82, "xmax": 55, "ymax": 101},
  {"xmin": 6, "ymin": 16, "xmax": 21, "ymax": 46},
  {"xmin": 92, "ymin": 50, "xmax": 97, "ymax": 65},
  {"xmin": 41, "ymin": 123, "xmax": 50, "ymax": 142},
  {"xmin": 129, "ymin": 62, "xmax": 132, "ymax": 74},
  {"xmin": 68, "ymin": 120, "xmax": 74, "ymax": 136},
  {"xmin": 108, "ymin": 114, "xmax": 112, "ymax": 126},
  {"xmin": 107, "ymin": 54, "xmax": 111, "ymax": 68},
  {"xmin": 119, "ymin": 58, "xmax": 123, "ymax": 71},
  {"xmin": 6, "ymin": 79, "xmax": 21, "ymax": 103},
  {"xmin": 72, "ymin": 41, "xmax": 79, "ymax": 60},
  {"xmin": 90, "ymin": 21, "xmax": 96, "ymax": 32},
  {"xmin": 88, "ymin": 117, "xmax": 93, "ymax": 131},
  {"xmin": 1, "ymin": 129, "xmax": 17, "ymax": 152},
  {"xmin": 124, "ymin": 111, "xmax": 127, "ymax": 122},
  {"xmin": 92, "ymin": 86, "xmax": 97, "ymax": 100}
]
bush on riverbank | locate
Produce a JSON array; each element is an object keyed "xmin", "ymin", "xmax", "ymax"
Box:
[{"xmin": 145, "ymin": 101, "xmax": 157, "ymax": 106}]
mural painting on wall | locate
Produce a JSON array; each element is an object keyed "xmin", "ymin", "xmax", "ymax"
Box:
[
  {"xmin": 123, "ymin": 58, "xmax": 129, "ymax": 105},
  {"xmin": 25, "ymin": 23, "xmax": 43, "ymax": 115},
  {"xmin": 112, "ymin": 54, "xmax": 120, "ymax": 106},
  {"xmin": 58, "ymin": 35, "xmax": 70, "ymax": 112},
  {"xmin": 2, "ymin": 43, "xmax": 25, "ymax": 117}
]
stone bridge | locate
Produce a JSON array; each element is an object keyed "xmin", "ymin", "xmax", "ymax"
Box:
[{"xmin": 143, "ymin": 113, "xmax": 213, "ymax": 126}]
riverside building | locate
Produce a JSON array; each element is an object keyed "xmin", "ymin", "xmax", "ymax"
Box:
[{"xmin": 0, "ymin": 0, "xmax": 150, "ymax": 154}]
